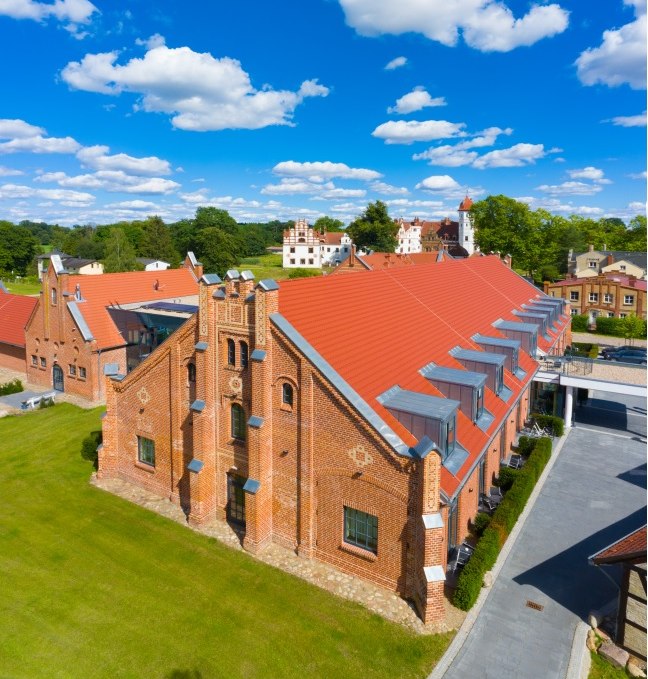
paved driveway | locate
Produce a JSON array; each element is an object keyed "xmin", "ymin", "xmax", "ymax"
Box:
[{"xmin": 440, "ymin": 392, "xmax": 646, "ymax": 679}]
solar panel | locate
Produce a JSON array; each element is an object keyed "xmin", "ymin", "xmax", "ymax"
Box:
[{"xmin": 141, "ymin": 302, "xmax": 198, "ymax": 314}]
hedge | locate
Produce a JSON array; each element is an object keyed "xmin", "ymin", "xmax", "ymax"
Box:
[
  {"xmin": 571, "ymin": 342, "xmax": 599, "ymax": 359},
  {"xmin": 571, "ymin": 315, "xmax": 589, "ymax": 332},
  {"xmin": 530, "ymin": 413, "xmax": 564, "ymax": 437},
  {"xmin": 453, "ymin": 437, "xmax": 553, "ymax": 611},
  {"xmin": 0, "ymin": 378, "xmax": 23, "ymax": 396}
]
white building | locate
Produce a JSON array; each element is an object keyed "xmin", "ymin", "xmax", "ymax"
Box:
[
  {"xmin": 137, "ymin": 258, "xmax": 171, "ymax": 271},
  {"xmin": 395, "ymin": 219, "xmax": 422, "ymax": 254},
  {"xmin": 282, "ymin": 219, "xmax": 353, "ymax": 269},
  {"xmin": 457, "ymin": 196, "xmax": 475, "ymax": 256}
]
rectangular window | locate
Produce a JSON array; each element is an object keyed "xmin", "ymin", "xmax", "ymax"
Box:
[
  {"xmin": 604, "ymin": 293, "xmax": 613, "ymax": 303},
  {"xmin": 588, "ymin": 261, "xmax": 597, "ymax": 268},
  {"xmin": 624, "ymin": 295, "xmax": 634, "ymax": 305},
  {"xmin": 31, "ymin": 355, "xmax": 37, "ymax": 366},
  {"xmin": 620, "ymin": 313, "xmax": 627, "ymax": 319},
  {"xmin": 620, "ymin": 264, "xmax": 626, "ymax": 271},
  {"xmin": 571, "ymin": 309, "xmax": 579, "ymax": 316},
  {"xmin": 137, "ymin": 436, "xmax": 155, "ymax": 466},
  {"xmin": 300, "ymin": 259, "xmax": 305, "ymax": 265},
  {"xmin": 445, "ymin": 415, "xmax": 456, "ymax": 456},
  {"xmin": 495, "ymin": 365, "xmax": 504, "ymax": 395},
  {"xmin": 40, "ymin": 357, "xmax": 46, "ymax": 368},
  {"xmin": 308, "ymin": 247, "xmax": 313, "ymax": 254},
  {"xmin": 68, "ymin": 364, "xmax": 76, "ymax": 376},
  {"xmin": 473, "ymin": 386, "xmax": 484, "ymax": 421},
  {"xmin": 78, "ymin": 367, "xmax": 86, "ymax": 379},
  {"xmin": 308, "ymin": 258, "xmax": 314, "ymax": 265},
  {"xmin": 589, "ymin": 292, "xmax": 598, "ymax": 302},
  {"xmin": 290, "ymin": 259, "xmax": 295, "ymax": 265},
  {"xmin": 51, "ymin": 287, "xmax": 57, "ymax": 305},
  {"xmin": 344, "ymin": 507, "xmax": 378, "ymax": 554},
  {"xmin": 289, "ymin": 247, "xmax": 295, "ymax": 253},
  {"xmin": 569, "ymin": 291, "xmax": 579, "ymax": 301},
  {"xmin": 608, "ymin": 312, "xmax": 615, "ymax": 318}
]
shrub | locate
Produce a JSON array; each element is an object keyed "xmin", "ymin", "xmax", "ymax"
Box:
[
  {"xmin": 497, "ymin": 467, "xmax": 519, "ymax": 492},
  {"xmin": 531, "ymin": 413, "xmax": 564, "ymax": 437},
  {"xmin": 571, "ymin": 314, "xmax": 588, "ymax": 332},
  {"xmin": 38, "ymin": 395, "xmax": 54, "ymax": 408},
  {"xmin": 516, "ymin": 435, "xmax": 536, "ymax": 457},
  {"xmin": 595, "ymin": 317, "xmax": 624, "ymax": 336},
  {"xmin": 571, "ymin": 342, "xmax": 599, "ymax": 359},
  {"xmin": 0, "ymin": 378, "xmax": 23, "ymax": 396},
  {"xmin": 453, "ymin": 436, "xmax": 553, "ymax": 611},
  {"xmin": 472, "ymin": 512, "xmax": 491, "ymax": 537},
  {"xmin": 81, "ymin": 430, "xmax": 102, "ymax": 463},
  {"xmin": 287, "ymin": 268, "xmax": 321, "ymax": 279}
]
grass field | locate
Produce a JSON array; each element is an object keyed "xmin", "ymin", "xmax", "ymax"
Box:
[
  {"xmin": 2, "ymin": 277, "xmax": 41, "ymax": 295},
  {"xmin": 0, "ymin": 404, "xmax": 452, "ymax": 678},
  {"xmin": 588, "ymin": 651, "xmax": 630, "ymax": 678}
]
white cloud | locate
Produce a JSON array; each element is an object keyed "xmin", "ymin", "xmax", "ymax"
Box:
[
  {"xmin": 104, "ymin": 200, "xmax": 159, "ymax": 209},
  {"xmin": 0, "ymin": 0, "xmax": 97, "ymax": 24},
  {"xmin": 472, "ymin": 143, "xmax": 546, "ymax": 168},
  {"xmin": 576, "ymin": 8, "xmax": 646, "ymax": 89},
  {"xmin": 535, "ymin": 181, "xmax": 604, "ymax": 196},
  {"xmin": 0, "ymin": 182, "xmax": 94, "ymax": 204},
  {"xmin": 338, "ymin": 0, "xmax": 569, "ymax": 52},
  {"xmin": 415, "ymin": 175, "xmax": 460, "ymax": 192},
  {"xmin": 372, "ymin": 119, "xmax": 466, "ymax": 144},
  {"xmin": 460, "ymin": 126, "xmax": 513, "ymax": 149},
  {"xmin": 261, "ymin": 178, "xmax": 335, "ymax": 195},
  {"xmin": 628, "ymin": 171, "xmax": 647, "ymax": 179},
  {"xmin": 609, "ymin": 111, "xmax": 647, "ymax": 127},
  {"xmin": 567, "ymin": 167, "xmax": 611, "ymax": 184},
  {"xmin": 135, "ymin": 33, "xmax": 166, "ymax": 50},
  {"xmin": 61, "ymin": 44, "xmax": 330, "ymax": 131},
  {"xmin": 413, "ymin": 127, "xmax": 514, "ymax": 166},
  {"xmin": 0, "ymin": 118, "xmax": 81, "ymax": 155},
  {"xmin": 370, "ymin": 181, "xmax": 409, "ymax": 195},
  {"xmin": 35, "ymin": 169, "xmax": 180, "ymax": 194},
  {"xmin": 385, "ymin": 56, "xmax": 407, "ymax": 70},
  {"xmin": 0, "ymin": 119, "xmax": 44, "ymax": 138},
  {"xmin": 76, "ymin": 145, "xmax": 172, "ymax": 175},
  {"xmin": 0, "ymin": 166, "xmax": 24, "ymax": 176},
  {"xmin": 272, "ymin": 160, "xmax": 381, "ymax": 182},
  {"xmin": 316, "ymin": 187, "xmax": 366, "ymax": 199},
  {"xmin": 387, "ymin": 87, "xmax": 446, "ymax": 114}
]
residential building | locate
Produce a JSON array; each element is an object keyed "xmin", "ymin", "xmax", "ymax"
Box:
[
  {"xmin": 137, "ymin": 258, "xmax": 171, "ymax": 271},
  {"xmin": 568, "ymin": 245, "xmax": 647, "ymax": 280},
  {"xmin": 544, "ymin": 274, "xmax": 646, "ymax": 322},
  {"xmin": 0, "ymin": 283, "xmax": 38, "ymax": 372},
  {"xmin": 37, "ymin": 252, "xmax": 103, "ymax": 280},
  {"xmin": 282, "ymin": 219, "xmax": 352, "ymax": 269},
  {"xmin": 590, "ymin": 525, "xmax": 646, "ymax": 662},
  {"xmin": 24, "ymin": 253, "xmax": 203, "ymax": 401},
  {"xmin": 98, "ymin": 256, "xmax": 569, "ymax": 625}
]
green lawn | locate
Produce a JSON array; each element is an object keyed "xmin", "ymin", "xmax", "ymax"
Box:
[
  {"xmin": 589, "ymin": 651, "xmax": 630, "ymax": 678},
  {"xmin": 2, "ymin": 277, "xmax": 42, "ymax": 295},
  {"xmin": 0, "ymin": 404, "xmax": 452, "ymax": 678}
]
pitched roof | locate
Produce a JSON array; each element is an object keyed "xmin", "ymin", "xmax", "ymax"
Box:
[
  {"xmin": 277, "ymin": 256, "xmax": 565, "ymax": 497},
  {"xmin": 59, "ymin": 268, "xmax": 199, "ymax": 349},
  {"xmin": 590, "ymin": 526, "xmax": 647, "ymax": 565},
  {"xmin": 360, "ymin": 252, "xmax": 449, "ymax": 269},
  {"xmin": 0, "ymin": 289, "xmax": 38, "ymax": 347},
  {"xmin": 459, "ymin": 196, "xmax": 473, "ymax": 211},
  {"xmin": 322, "ymin": 232, "xmax": 345, "ymax": 245}
]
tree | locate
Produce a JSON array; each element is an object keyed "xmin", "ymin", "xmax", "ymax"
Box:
[
  {"xmin": 195, "ymin": 207, "xmax": 239, "ymax": 234},
  {"xmin": 102, "ymin": 227, "xmax": 139, "ymax": 273},
  {"xmin": 0, "ymin": 221, "xmax": 39, "ymax": 275},
  {"xmin": 621, "ymin": 314, "xmax": 646, "ymax": 344},
  {"xmin": 195, "ymin": 227, "xmax": 240, "ymax": 276},
  {"xmin": 314, "ymin": 216, "xmax": 344, "ymax": 232},
  {"xmin": 139, "ymin": 216, "xmax": 179, "ymax": 264},
  {"xmin": 627, "ymin": 215, "xmax": 647, "ymax": 252},
  {"xmin": 346, "ymin": 201, "xmax": 398, "ymax": 252}
]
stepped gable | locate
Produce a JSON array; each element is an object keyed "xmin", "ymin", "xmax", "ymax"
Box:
[
  {"xmin": 0, "ymin": 288, "xmax": 37, "ymax": 347},
  {"xmin": 62, "ymin": 268, "xmax": 199, "ymax": 349},
  {"xmin": 278, "ymin": 255, "xmax": 565, "ymax": 496}
]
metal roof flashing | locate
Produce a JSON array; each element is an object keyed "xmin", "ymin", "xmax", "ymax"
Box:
[
  {"xmin": 420, "ymin": 362, "xmax": 487, "ymax": 388},
  {"xmin": 378, "ymin": 386, "xmax": 459, "ymax": 422},
  {"xmin": 258, "ymin": 279, "xmax": 280, "ymax": 292},
  {"xmin": 201, "ymin": 273, "xmax": 223, "ymax": 285}
]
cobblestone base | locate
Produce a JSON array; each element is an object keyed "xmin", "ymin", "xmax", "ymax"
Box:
[{"xmin": 91, "ymin": 474, "xmax": 465, "ymax": 635}]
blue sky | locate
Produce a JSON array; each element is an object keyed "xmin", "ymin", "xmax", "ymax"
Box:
[{"xmin": 0, "ymin": 0, "xmax": 645, "ymax": 226}]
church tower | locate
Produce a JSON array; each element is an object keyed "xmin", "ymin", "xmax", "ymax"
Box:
[{"xmin": 458, "ymin": 196, "xmax": 475, "ymax": 255}]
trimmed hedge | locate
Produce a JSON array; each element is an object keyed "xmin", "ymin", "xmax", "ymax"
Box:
[
  {"xmin": 571, "ymin": 314, "xmax": 589, "ymax": 332},
  {"xmin": 496, "ymin": 467, "xmax": 518, "ymax": 492},
  {"xmin": 471, "ymin": 512, "xmax": 491, "ymax": 537},
  {"xmin": 0, "ymin": 378, "xmax": 23, "ymax": 396},
  {"xmin": 516, "ymin": 435, "xmax": 536, "ymax": 457},
  {"xmin": 453, "ymin": 437, "xmax": 553, "ymax": 611},
  {"xmin": 530, "ymin": 413, "xmax": 564, "ymax": 437},
  {"xmin": 571, "ymin": 342, "xmax": 599, "ymax": 359}
]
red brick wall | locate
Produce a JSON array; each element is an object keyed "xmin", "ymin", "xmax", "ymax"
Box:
[{"xmin": 0, "ymin": 343, "xmax": 26, "ymax": 373}]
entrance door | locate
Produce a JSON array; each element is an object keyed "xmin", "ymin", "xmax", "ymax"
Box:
[
  {"xmin": 52, "ymin": 364, "xmax": 64, "ymax": 392},
  {"xmin": 227, "ymin": 474, "xmax": 246, "ymax": 526}
]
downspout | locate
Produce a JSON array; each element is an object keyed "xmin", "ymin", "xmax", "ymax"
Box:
[{"xmin": 97, "ymin": 348, "xmax": 102, "ymax": 400}]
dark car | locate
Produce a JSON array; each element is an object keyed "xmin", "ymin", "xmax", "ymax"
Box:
[
  {"xmin": 603, "ymin": 348, "xmax": 647, "ymax": 365},
  {"xmin": 601, "ymin": 344, "xmax": 639, "ymax": 359}
]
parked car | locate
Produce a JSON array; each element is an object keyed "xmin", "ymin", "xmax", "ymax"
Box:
[
  {"xmin": 603, "ymin": 348, "xmax": 647, "ymax": 365},
  {"xmin": 601, "ymin": 344, "xmax": 640, "ymax": 359}
]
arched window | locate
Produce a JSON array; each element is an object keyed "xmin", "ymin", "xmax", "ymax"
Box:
[
  {"xmin": 187, "ymin": 362, "xmax": 196, "ymax": 383},
  {"xmin": 282, "ymin": 383, "xmax": 293, "ymax": 407},
  {"xmin": 240, "ymin": 341, "xmax": 249, "ymax": 369},
  {"xmin": 227, "ymin": 339, "xmax": 236, "ymax": 366},
  {"xmin": 231, "ymin": 403, "xmax": 246, "ymax": 440}
]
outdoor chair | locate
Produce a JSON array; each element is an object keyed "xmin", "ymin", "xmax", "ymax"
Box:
[
  {"xmin": 489, "ymin": 487, "xmax": 503, "ymax": 505},
  {"xmin": 480, "ymin": 493, "xmax": 497, "ymax": 513},
  {"xmin": 508, "ymin": 454, "xmax": 523, "ymax": 469}
]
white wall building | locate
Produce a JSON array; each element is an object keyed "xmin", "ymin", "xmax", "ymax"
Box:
[{"xmin": 283, "ymin": 219, "xmax": 352, "ymax": 269}]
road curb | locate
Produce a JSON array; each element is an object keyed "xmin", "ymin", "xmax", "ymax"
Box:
[
  {"xmin": 566, "ymin": 621, "xmax": 591, "ymax": 679},
  {"xmin": 428, "ymin": 431, "xmax": 570, "ymax": 679}
]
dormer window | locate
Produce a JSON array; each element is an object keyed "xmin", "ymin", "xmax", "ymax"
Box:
[
  {"xmin": 495, "ymin": 365, "xmax": 504, "ymax": 395},
  {"xmin": 444, "ymin": 415, "xmax": 456, "ymax": 456},
  {"xmin": 473, "ymin": 386, "xmax": 484, "ymax": 420}
]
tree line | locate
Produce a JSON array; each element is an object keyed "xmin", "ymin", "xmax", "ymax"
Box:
[{"xmin": 0, "ymin": 197, "xmax": 644, "ymax": 281}]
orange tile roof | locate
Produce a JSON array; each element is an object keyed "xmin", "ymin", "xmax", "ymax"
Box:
[
  {"xmin": 459, "ymin": 196, "xmax": 473, "ymax": 211},
  {"xmin": 0, "ymin": 289, "xmax": 37, "ymax": 347},
  {"xmin": 591, "ymin": 526, "xmax": 647, "ymax": 564},
  {"xmin": 277, "ymin": 256, "xmax": 565, "ymax": 497},
  {"xmin": 322, "ymin": 232, "xmax": 345, "ymax": 245},
  {"xmin": 62, "ymin": 268, "xmax": 199, "ymax": 349},
  {"xmin": 360, "ymin": 252, "xmax": 444, "ymax": 269}
]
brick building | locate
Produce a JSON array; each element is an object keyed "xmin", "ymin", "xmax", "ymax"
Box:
[
  {"xmin": 24, "ymin": 253, "xmax": 202, "ymax": 401},
  {"xmin": 567, "ymin": 244, "xmax": 646, "ymax": 280},
  {"xmin": 99, "ymin": 256, "xmax": 569, "ymax": 624},
  {"xmin": 544, "ymin": 274, "xmax": 646, "ymax": 322},
  {"xmin": 0, "ymin": 284, "xmax": 38, "ymax": 372}
]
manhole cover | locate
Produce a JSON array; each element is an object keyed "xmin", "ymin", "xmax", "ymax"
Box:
[{"xmin": 526, "ymin": 600, "xmax": 544, "ymax": 611}]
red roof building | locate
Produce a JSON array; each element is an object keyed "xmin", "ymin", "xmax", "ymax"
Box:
[
  {"xmin": 0, "ymin": 285, "xmax": 38, "ymax": 372},
  {"xmin": 99, "ymin": 255, "xmax": 570, "ymax": 625}
]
